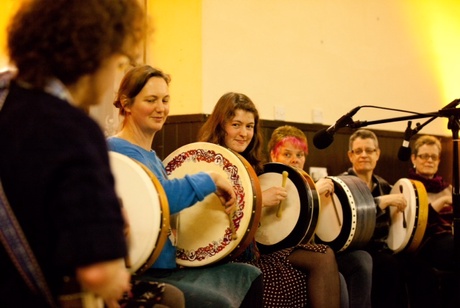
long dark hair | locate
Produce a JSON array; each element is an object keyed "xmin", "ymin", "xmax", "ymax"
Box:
[{"xmin": 198, "ymin": 92, "xmax": 264, "ymax": 173}]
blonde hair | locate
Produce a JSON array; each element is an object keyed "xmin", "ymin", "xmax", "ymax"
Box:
[{"xmin": 412, "ymin": 135, "xmax": 441, "ymax": 155}]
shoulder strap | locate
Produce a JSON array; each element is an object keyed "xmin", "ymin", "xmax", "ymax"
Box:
[
  {"xmin": 0, "ymin": 180, "xmax": 57, "ymax": 307},
  {"xmin": 0, "ymin": 70, "xmax": 15, "ymax": 112}
]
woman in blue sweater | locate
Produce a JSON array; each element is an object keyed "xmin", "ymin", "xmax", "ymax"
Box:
[{"xmin": 107, "ymin": 65, "xmax": 263, "ymax": 308}]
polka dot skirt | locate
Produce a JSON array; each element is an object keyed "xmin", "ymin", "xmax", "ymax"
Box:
[{"xmin": 244, "ymin": 243, "xmax": 328, "ymax": 307}]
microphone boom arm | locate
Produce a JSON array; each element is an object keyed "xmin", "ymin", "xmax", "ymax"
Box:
[{"xmin": 349, "ymin": 112, "xmax": 439, "ymax": 129}]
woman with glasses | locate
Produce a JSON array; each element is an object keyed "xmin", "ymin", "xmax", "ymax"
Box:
[
  {"xmin": 342, "ymin": 129, "xmax": 409, "ymax": 308},
  {"xmin": 406, "ymin": 135, "xmax": 455, "ymax": 307}
]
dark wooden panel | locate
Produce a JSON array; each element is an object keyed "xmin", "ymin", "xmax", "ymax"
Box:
[
  {"xmin": 152, "ymin": 114, "xmax": 209, "ymax": 159},
  {"xmin": 152, "ymin": 114, "xmax": 453, "ymax": 185}
]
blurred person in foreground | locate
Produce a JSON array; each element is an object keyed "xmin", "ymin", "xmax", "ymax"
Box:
[{"xmin": 0, "ymin": 1, "xmax": 183, "ymax": 307}]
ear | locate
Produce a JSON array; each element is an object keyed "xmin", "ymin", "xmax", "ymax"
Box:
[{"xmin": 121, "ymin": 95, "xmax": 131, "ymax": 113}]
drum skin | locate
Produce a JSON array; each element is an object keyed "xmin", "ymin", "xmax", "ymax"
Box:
[
  {"xmin": 256, "ymin": 163, "xmax": 319, "ymax": 254},
  {"xmin": 315, "ymin": 176, "xmax": 376, "ymax": 252},
  {"xmin": 387, "ymin": 178, "xmax": 428, "ymax": 253},
  {"xmin": 163, "ymin": 142, "xmax": 262, "ymax": 267},
  {"xmin": 109, "ymin": 151, "xmax": 170, "ymax": 275}
]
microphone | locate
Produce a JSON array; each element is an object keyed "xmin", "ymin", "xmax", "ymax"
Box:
[
  {"xmin": 313, "ymin": 106, "xmax": 361, "ymax": 149},
  {"xmin": 397, "ymin": 121, "xmax": 414, "ymax": 161}
]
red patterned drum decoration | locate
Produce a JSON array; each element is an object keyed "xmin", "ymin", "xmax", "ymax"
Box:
[
  {"xmin": 315, "ymin": 176, "xmax": 376, "ymax": 252},
  {"xmin": 387, "ymin": 178, "xmax": 428, "ymax": 253},
  {"xmin": 163, "ymin": 142, "xmax": 262, "ymax": 267},
  {"xmin": 256, "ymin": 163, "xmax": 319, "ymax": 254},
  {"xmin": 109, "ymin": 151, "xmax": 170, "ymax": 275}
]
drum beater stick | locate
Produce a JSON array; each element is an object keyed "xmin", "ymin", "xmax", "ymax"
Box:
[{"xmin": 276, "ymin": 171, "xmax": 289, "ymax": 218}]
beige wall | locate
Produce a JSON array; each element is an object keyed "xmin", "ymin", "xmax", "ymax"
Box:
[
  {"xmin": 147, "ymin": 0, "xmax": 203, "ymax": 115},
  {"xmin": 2, "ymin": 1, "xmax": 459, "ymax": 136},
  {"xmin": 150, "ymin": 0, "xmax": 460, "ymax": 136},
  {"xmin": 0, "ymin": 0, "xmax": 20, "ymax": 69}
]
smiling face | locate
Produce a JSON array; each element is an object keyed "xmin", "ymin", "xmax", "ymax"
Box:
[
  {"xmin": 124, "ymin": 76, "xmax": 170, "ymax": 134},
  {"xmin": 223, "ymin": 109, "xmax": 255, "ymax": 153},
  {"xmin": 348, "ymin": 137, "xmax": 380, "ymax": 175}
]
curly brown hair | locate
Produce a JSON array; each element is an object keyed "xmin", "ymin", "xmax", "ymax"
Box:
[{"xmin": 7, "ymin": 0, "xmax": 145, "ymax": 88}]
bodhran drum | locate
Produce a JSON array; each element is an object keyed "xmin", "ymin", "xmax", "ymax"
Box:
[
  {"xmin": 315, "ymin": 176, "xmax": 376, "ymax": 252},
  {"xmin": 387, "ymin": 178, "xmax": 428, "ymax": 253},
  {"xmin": 163, "ymin": 142, "xmax": 262, "ymax": 267},
  {"xmin": 109, "ymin": 151, "xmax": 170, "ymax": 275},
  {"xmin": 255, "ymin": 163, "xmax": 319, "ymax": 254}
]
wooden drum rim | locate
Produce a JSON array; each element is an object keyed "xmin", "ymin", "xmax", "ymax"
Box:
[
  {"xmin": 109, "ymin": 151, "xmax": 170, "ymax": 275},
  {"xmin": 256, "ymin": 163, "xmax": 319, "ymax": 254}
]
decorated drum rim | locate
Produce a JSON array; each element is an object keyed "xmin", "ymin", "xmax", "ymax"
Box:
[{"xmin": 163, "ymin": 142, "xmax": 261, "ymax": 266}]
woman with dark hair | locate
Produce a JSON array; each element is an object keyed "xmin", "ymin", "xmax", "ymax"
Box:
[
  {"xmin": 108, "ymin": 65, "xmax": 263, "ymax": 308},
  {"xmin": 198, "ymin": 92, "xmax": 342, "ymax": 308}
]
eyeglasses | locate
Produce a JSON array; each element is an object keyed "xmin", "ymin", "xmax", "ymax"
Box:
[
  {"xmin": 417, "ymin": 154, "xmax": 439, "ymax": 161},
  {"xmin": 351, "ymin": 148, "xmax": 377, "ymax": 155}
]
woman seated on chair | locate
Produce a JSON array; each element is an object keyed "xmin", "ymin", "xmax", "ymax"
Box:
[
  {"xmin": 198, "ymin": 92, "xmax": 343, "ymax": 308},
  {"xmin": 406, "ymin": 135, "xmax": 456, "ymax": 307},
  {"xmin": 107, "ymin": 65, "xmax": 263, "ymax": 308}
]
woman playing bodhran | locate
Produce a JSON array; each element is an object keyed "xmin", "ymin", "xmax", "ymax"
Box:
[{"xmin": 107, "ymin": 65, "xmax": 263, "ymax": 308}]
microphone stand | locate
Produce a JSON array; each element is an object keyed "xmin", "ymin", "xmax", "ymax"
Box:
[
  {"xmin": 438, "ymin": 106, "xmax": 460, "ymax": 272},
  {"xmin": 348, "ymin": 101, "xmax": 460, "ymax": 300},
  {"xmin": 349, "ymin": 112, "xmax": 438, "ymax": 128}
]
